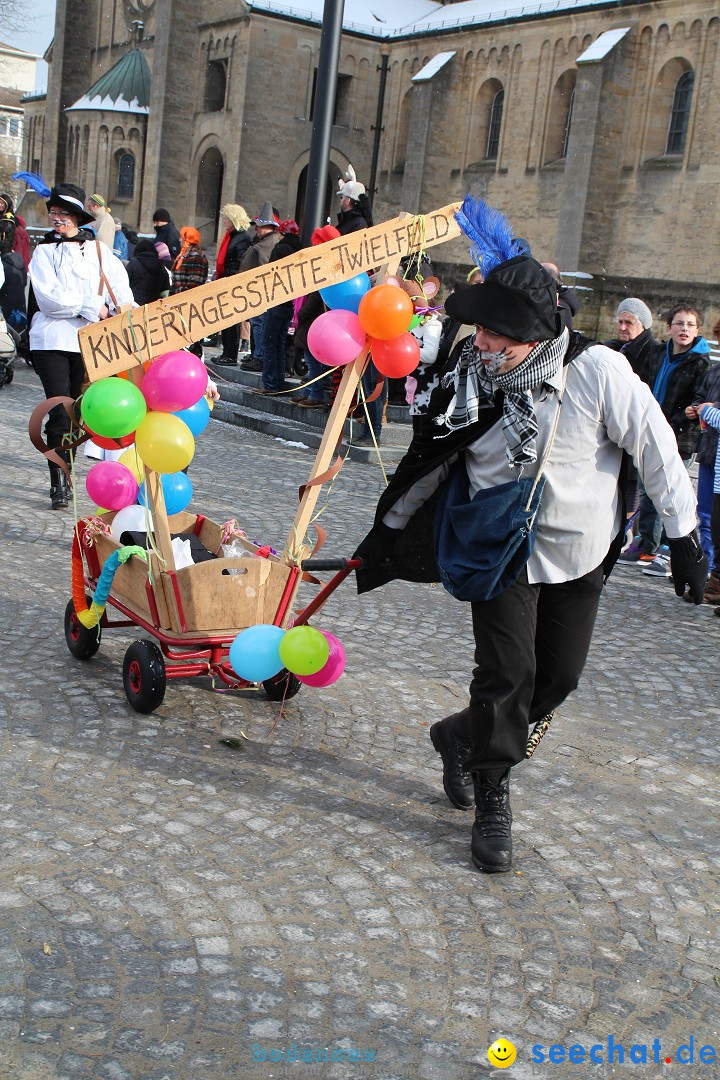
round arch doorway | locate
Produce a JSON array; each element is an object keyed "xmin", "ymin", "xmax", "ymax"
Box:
[
  {"xmin": 294, "ymin": 164, "xmax": 338, "ymax": 233},
  {"xmin": 195, "ymin": 147, "xmax": 224, "ymax": 245}
]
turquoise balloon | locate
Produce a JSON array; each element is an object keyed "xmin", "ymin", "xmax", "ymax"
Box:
[
  {"xmin": 320, "ymin": 272, "xmax": 371, "ymax": 314},
  {"xmin": 81, "ymin": 378, "xmax": 147, "ymax": 439},
  {"xmin": 138, "ymin": 472, "xmax": 193, "ymax": 515},
  {"xmin": 173, "ymin": 396, "xmax": 210, "ymax": 437},
  {"xmin": 229, "ymin": 625, "xmax": 285, "ymax": 683}
]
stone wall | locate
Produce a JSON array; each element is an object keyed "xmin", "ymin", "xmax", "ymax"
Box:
[{"xmin": 31, "ymin": 0, "xmax": 720, "ymax": 298}]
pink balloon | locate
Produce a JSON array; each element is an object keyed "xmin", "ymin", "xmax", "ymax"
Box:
[
  {"xmin": 297, "ymin": 631, "xmax": 346, "ymax": 687},
  {"xmin": 307, "ymin": 310, "xmax": 367, "ymax": 367},
  {"xmin": 86, "ymin": 461, "xmax": 139, "ymax": 511},
  {"xmin": 142, "ymin": 351, "xmax": 208, "ymax": 412}
]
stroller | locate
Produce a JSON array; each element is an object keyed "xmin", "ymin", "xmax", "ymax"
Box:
[{"xmin": 0, "ymin": 311, "xmax": 16, "ymax": 388}]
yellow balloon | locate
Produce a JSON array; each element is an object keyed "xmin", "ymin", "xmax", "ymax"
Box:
[
  {"xmin": 134, "ymin": 412, "xmax": 195, "ymax": 473},
  {"xmin": 117, "ymin": 445, "xmax": 146, "ymax": 484}
]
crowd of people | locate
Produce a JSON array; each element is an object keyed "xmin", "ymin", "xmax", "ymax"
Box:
[{"xmin": 9, "ymin": 172, "xmax": 719, "ymax": 876}]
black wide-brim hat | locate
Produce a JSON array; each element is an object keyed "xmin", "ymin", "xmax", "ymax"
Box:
[
  {"xmin": 445, "ymin": 255, "xmax": 560, "ymax": 343},
  {"xmin": 46, "ymin": 183, "xmax": 95, "ymax": 227}
]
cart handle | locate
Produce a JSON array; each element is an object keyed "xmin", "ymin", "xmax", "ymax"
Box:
[{"xmin": 300, "ymin": 557, "xmax": 364, "ymax": 572}]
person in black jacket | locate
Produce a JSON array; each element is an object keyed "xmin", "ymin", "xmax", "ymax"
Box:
[
  {"xmin": 605, "ymin": 298, "xmax": 658, "ymax": 385},
  {"xmin": 152, "ymin": 208, "xmax": 181, "ymax": 260},
  {"xmin": 336, "ymin": 166, "xmax": 373, "ymax": 236},
  {"xmin": 606, "ymin": 299, "xmax": 660, "ymax": 543},
  {"xmin": 541, "ymin": 261, "xmax": 581, "ymax": 330},
  {"xmin": 624, "ymin": 302, "xmax": 711, "ymax": 567},
  {"xmin": 126, "ymin": 239, "xmax": 170, "ymax": 305},
  {"xmin": 214, "ymin": 204, "xmax": 253, "ymax": 364},
  {"xmin": 257, "ymin": 220, "xmax": 303, "ymax": 394},
  {"xmin": 0, "ymin": 220, "xmax": 27, "ymax": 333}
]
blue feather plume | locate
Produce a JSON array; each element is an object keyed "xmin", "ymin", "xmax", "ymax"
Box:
[
  {"xmin": 454, "ymin": 195, "xmax": 522, "ymax": 275},
  {"xmin": 12, "ymin": 171, "xmax": 51, "ymax": 198}
]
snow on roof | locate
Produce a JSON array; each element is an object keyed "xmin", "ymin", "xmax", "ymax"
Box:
[
  {"xmin": 412, "ymin": 51, "xmax": 456, "ymax": 81},
  {"xmin": 577, "ymin": 26, "xmax": 631, "ymax": 62},
  {"xmin": 250, "ymin": 0, "xmax": 616, "ymax": 37},
  {"xmin": 0, "ymin": 41, "xmax": 39, "ymax": 60}
]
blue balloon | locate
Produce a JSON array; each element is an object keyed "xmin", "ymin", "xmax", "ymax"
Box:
[
  {"xmin": 139, "ymin": 471, "xmax": 193, "ymax": 515},
  {"xmin": 320, "ymin": 272, "xmax": 371, "ymax": 314},
  {"xmin": 173, "ymin": 396, "xmax": 210, "ymax": 437},
  {"xmin": 229, "ymin": 624, "xmax": 285, "ymax": 683}
]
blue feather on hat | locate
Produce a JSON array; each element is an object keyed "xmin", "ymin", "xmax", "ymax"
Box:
[
  {"xmin": 454, "ymin": 196, "xmax": 522, "ymax": 275},
  {"xmin": 12, "ymin": 172, "xmax": 51, "ymax": 198}
]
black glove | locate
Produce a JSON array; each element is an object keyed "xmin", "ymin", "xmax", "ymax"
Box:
[{"xmin": 668, "ymin": 531, "xmax": 708, "ymax": 604}]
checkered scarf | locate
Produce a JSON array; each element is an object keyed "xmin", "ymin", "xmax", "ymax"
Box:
[{"xmin": 432, "ymin": 328, "xmax": 568, "ymax": 468}]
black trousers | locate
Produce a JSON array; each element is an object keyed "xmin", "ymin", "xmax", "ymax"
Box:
[
  {"xmin": 458, "ymin": 564, "xmax": 604, "ymax": 772},
  {"xmin": 30, "ymin": 349, "xmax": 85, "ymax": 473},
  {"xmin": 220, "ymin": 323, "xmax": 239, "ymax": 359}
]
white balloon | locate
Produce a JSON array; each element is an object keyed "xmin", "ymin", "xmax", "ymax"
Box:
[{"xmin": 110, "ymin": 503, "xmax": 153, "ymax": 541}]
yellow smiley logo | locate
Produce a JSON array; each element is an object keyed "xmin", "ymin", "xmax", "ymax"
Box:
[{"xmin": 487, "ymin": 1039, "xmax": 517, "ymax": 1068}]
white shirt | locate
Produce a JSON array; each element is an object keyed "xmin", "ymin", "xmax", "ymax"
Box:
[
  {"xmin": 29, "ymin": 237, "xmax": 135, "ymax": 352},
  {"xmin": 384, "ymin": 344, "xmax": 697, "ymax": 584}
]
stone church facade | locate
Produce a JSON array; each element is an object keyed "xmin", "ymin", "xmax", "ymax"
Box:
[{"xmin": 20, "ymin": 0, "xmax": 720, "ymax": 333}]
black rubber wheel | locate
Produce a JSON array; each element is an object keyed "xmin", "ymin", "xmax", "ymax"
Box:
[
  {"xmin": 3, "ymin": 364, "xmax": 13, "ymax": 385},
  {"xmin": 64, "ymin": 597, "xmax": 102, "ymax": 660},
  {"xmin": 263, "ymin": 669, "xmax": 302, "ymax": 701},
  {"xmin": 123, "ymin": 640, "xmax": 166, "ymax": 713}
]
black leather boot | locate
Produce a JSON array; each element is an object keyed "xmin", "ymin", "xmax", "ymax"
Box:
[
  {"xmin": 429, "ymin": 713, "xmax": 474, "ymax": 810},
  {"xmin": 49, "ymin": 465, "xmax": 68, "ymax": 510},
  {"xmin": 471, "ymin": 769, "xmax": 512, "ymax": 873}
]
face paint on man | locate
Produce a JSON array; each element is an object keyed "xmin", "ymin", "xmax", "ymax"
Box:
[{"xmin": 478, "ymin": 348, "xmax": 508, "ymax": 375}]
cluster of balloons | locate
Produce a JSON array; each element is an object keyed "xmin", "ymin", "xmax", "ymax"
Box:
[
  {"xmin": 81, "ymin": 351, "xmax": 211, "ymax": 518},
  {"xmin": 308, "ymin": 273, "xmax": 421, "ymax": 378},
  {"xmin": 229, "ymin": 623, "xmax": 346, "ymax": 688}
]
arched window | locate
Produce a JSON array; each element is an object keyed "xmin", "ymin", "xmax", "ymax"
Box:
[
  {"xmin": 544, "ymin": 71, "xmax": 576, "ymax": 164},
  {"xmin": 485, "ymin": 89, "xmax": 504, "ymax": 160},
  {"xmin": 117, "ymin": 152, "xmax": 135, "ymax": 199},
  {"xmin": 666, "ymin": 71, "xmax": 693, "ymax": 155},
  {"xmin": 467, "ymin": 79, "xmax": 504, "ymax": 168}
]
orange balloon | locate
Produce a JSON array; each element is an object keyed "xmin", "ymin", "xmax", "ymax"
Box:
[{"xmin": 358, "ymin": 284, "xmax": 414, "ymax": 340}]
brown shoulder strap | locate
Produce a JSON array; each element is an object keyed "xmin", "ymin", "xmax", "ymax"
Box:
[{"xmin": 95, "ymin": 239, "xmax": 118, "ymax": 308}]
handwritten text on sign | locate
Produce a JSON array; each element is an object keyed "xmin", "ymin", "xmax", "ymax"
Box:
[{"xmin": 78, "ymin": 204, "xmax": 461, "ymax": 381}]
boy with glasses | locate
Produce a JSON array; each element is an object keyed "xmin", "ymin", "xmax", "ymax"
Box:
[{"xmin": 626, "ymin": 303, "xmax": 711, "ymax": 576}]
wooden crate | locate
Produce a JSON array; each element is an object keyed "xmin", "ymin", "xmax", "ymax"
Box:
[{"xmin": 91, "ymin": 511, "xmax": 293, "ymax": 636}]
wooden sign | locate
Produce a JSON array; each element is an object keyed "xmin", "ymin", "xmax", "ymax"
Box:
[{"xmin": 78, "ymin": 203, "xmax": 461, "ymax": 381}]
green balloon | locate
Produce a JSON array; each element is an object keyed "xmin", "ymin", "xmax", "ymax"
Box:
[
  {"xmin": 81, "ymin": 378, "xmax": 147, "ymax": 439},
  {"xmin": 279, "ymin": 626, "xmax": 330, "ymax": 676},
  {"xmin": 409, "ymin": 314, "xmax": 422, "ymax": 330}
]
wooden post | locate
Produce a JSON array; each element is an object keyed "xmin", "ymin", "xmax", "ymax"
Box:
[
  {"xmin": 143, "ymin": 467, "xmax": 176, "ymax": 574},
  {"xmin": 284, "ymin": 251, "xmax": 402, "ymax": 564},
  {"xmin": 284, "ymin": 350, "xmax": 368, "ymax": 564}
]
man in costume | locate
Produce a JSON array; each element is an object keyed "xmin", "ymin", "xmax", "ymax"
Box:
[{"xmin": 355, "ymin": 207, "xmax": 706, "ymax": 874}]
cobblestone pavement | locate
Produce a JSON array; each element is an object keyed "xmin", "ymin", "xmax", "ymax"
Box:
[{"xmin": 1, "ymin": 364, "xmax": 718, "ymax": 1080}]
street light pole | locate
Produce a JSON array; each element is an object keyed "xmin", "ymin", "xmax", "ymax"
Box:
[{"xmin": 301, "ymin": 0, "xmax": 345, "ymax": 246}]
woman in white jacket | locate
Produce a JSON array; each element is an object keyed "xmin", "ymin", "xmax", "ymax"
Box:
[{"xmin": 29, "ymin": 183, "xmax": 134, "ymax": 508}]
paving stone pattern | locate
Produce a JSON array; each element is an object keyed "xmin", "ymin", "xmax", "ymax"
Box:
[{"xmin": 1, "ymin": 365, "xmax": 719, "ymax": 1080}]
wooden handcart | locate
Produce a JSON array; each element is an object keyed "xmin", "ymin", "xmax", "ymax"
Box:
[{"xmin": 64, "ymin": 205, "xmax": 461, "ymax": 712}]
